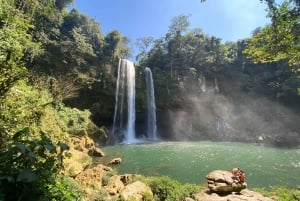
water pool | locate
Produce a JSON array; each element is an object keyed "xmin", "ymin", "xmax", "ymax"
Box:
[{"xmin": 95, "ymin": 141, "xmax": 300, "ymax": 189}]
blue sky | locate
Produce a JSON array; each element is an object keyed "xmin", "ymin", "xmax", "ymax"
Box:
[{"xmin": 72, "ymin": 0, "xmax": 272, "ymax": 57}]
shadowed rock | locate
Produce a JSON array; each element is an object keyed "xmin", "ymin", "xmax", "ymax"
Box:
[{"xmin": 109, "ymin": 157, "xmax": 122, "ymax": 165}]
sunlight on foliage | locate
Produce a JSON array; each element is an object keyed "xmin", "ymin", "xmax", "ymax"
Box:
[
  {"xmin": 253, "ymin": 186, "xmax": 300, "ymax": 201},
  {"xmin": 140, "ymin": 176, "xmax": 203, "ymax": 201},
  {"xmin": 244, "ymin": 1, "xmax": 300, "ymax": 70}
]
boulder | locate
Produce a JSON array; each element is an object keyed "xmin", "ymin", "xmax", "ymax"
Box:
[
  {"xmin": 120, "ymin": 174, "xmax": 137, "ymax": 185},
  {"xmin": 184, "ymin": 198, "xmax": 195, "ymax": 201},
  {"xmin": 75, "ymin": 164, "xmax": 112, "ymax": 189},
  {"xmin": 104, "ymin": 174, "xmax": 138, "ymax": 197},
  {"xmin": 106, "ymin": 175, "xmax": 125, "ymax": 195},
  {"xmin": 193, "ymin": 189, "xmax": 276, "ymax": 201},
  {"xmin": 63, "ymin": 148, "xmax": 92, "ymax": 177},
  {"xmin": 88, "ymin": 147, "xmax": 105, "ymax": 157},
  {"xmin": 71, "ymin": 135, "xmax": 105, "ymax": 157},
  {"xmin": 206, "ymin": 170, "xmax": 247, "ymax": 193},
  {"xmin": 109, "ymin": 157, "xmax": 122, "ymax": 165},
  {"xmin": 120, "ymin": 181, "xmax": 153, "ymax": 201}
]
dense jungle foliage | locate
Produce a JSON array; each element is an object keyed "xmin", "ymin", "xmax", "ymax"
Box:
[{"xmin": 0, "ymin": 0, "xmax": 299, "ymax": 200}]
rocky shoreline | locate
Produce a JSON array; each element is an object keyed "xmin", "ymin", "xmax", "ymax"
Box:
[
  {"xmin": 72, "ymin": 163, "xmax": 277, "ymax": 201},
  {"xmin": 63, "ymin": 135, "xmax": 299, "ymax": 201}
]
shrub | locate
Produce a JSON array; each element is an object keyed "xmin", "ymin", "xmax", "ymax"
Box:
[
  {"xmin": 0, "ymin": 80, "xmax": 91, "ymax": 200},
  {"xmin": 142, "ymin": 176, "xmax": 201, "ymax": 201},
  {"xmin": 141, "ymin": 192, "xmax": 154, "ymax": 201},
  {"xmin": 45, "ymin": 174, "xmax": 84, "ymax": 201},
  {"xmin": 55, "ymin": 105, "xmax": 92, "ymax": 136},
  {"xmin": 0, "ymin": 128, "xmax": 76, "ymax": 201},
  {"xmin": 0, "ymin": 79, "xmax": 54, "ymax": 145},
  {"xmin": 0, "ymin": 79, "xmax": 98, "ymax": 145},
  {"xmin": 253, "ymin": 186, "xmax": 300, "ymax": 201}
]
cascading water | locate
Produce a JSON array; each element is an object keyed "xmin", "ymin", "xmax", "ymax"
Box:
[
  {"xmin": 112, "ymin": 59, "xmax": 136, "ymax": 143},
  {"xmin": 145, "ymin": 67, "xmax": 157, "ymax": 140}
]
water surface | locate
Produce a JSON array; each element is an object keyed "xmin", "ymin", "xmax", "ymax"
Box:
[{"xmin": 95, "ymin": 141, "xmax": 300, "ymax": 189}]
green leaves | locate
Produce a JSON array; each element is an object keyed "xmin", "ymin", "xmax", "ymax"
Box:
[
  {"xmin": 0, "ymin": 126, "xmax": 73, "ymax": 200},
  {"xmin": 244, "ymin": 0, "xmax": 300, "ymax": 69},
  {"xmin": 0, "ymin": 0, "xmax": 41, "ymax": 96},
  {"xmin": 13, "ymin": 127, "xmax": 30, "ymax": 140},
  {"xmin": 144, "ymin": 176, "xmax": 201, "ymax": 201},
  {"xmin": 168, "ymin": 14, "xmax": 190, "ymax": 36},
  {"xmin": 104, "ymin": 30, "xmax": 131, "ymax": 60}
]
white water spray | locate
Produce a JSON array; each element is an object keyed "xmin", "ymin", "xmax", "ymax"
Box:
[
  {"xmin": 145, "ymin": 67, "xmax": 157, "ymax": 140},
  {"xmin": 112, "ymin": 59, "xmax": 136, "ymax": 143}
]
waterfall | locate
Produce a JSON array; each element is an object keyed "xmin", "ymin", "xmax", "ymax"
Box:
[
  {"xmin": 145, "ymin": 67, "xmax": 157, "ymax": 140},
  {"xmin": 112, "ymin": 59, "xmax": 136, "ymax": 143}
]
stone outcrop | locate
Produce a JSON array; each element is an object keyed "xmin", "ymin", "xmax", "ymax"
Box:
[
  {"xmin": 104, "ymin": 174, "xmax": 137, "ymax": 194},
  {"xmin": 75, "ymin": 164, "xmax": 112, "ymax": 189},
  {"xmin": 108, "ymin": 157, "xmax": 122, "ymax": 165},
  {"xmin": 193, "ymin": 169, "xmax": 276, "ymax": 201},
  {"xmin": 206, "ymin": 170, "xmax": 247, "ymax": 194},
  {"xmin": 73, "ymin": 162, "xmax": 148, "ymax": 200},
  {"xmin": 62, "ymin": 135, "xmax": 105, "ymax": 177},
  {"xmin": 184, "ymin": 198, "xmax": 195, "ymax": 201},
  {"xmin": 63, "ymin": 148, "xmax": 92, "ymax": 177},
  {"xmin": 191, "ymin": 189, "xmax": 276, "ymax": 201},
  {"xmin": 120, "ymin": 181, "xmax": 153, "ymax": 201},
  {"xmin": 71, "ymin": 135, "xmax": 105, "ymax": 157},
  {"xmin": 104, "ymin": 174, "xmax": 153, "ymax": 201},
  {"xmin": 106, "ymin": 175, "xmax": 125, "ymax": 195},
  {"xmin": 87, "ymin": 146, "xmax": 105, "ymax": 157}
]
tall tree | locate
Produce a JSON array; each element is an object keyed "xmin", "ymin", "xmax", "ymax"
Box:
[
  {"xmin": 244, "ymin": 0, "xmax": 300, "ymax": 69},
  {"xmin": 135, "ymin": 37, "xmax": 154, "ymax": 63},
  {"xmin": 0, "ymin": 0, "xmax": 40, "ymax": 96},
  {"xmin": 103, "ymin": 30, "xmax": 131, "ymax": 60},
  {"xmin": 168, "ymin": 14, "xmax": 190, "ymax": 36}
]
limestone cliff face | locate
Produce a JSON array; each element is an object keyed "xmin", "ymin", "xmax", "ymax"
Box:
[{"xmin": 155, "ymin": 90, "xmax": 300, "ymax": 147}]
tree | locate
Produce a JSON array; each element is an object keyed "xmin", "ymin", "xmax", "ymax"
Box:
[
  {"xmin": 61, "ymin": 9, "xmax": 104, "ymax": 56},
  {"xmin": 168, "ymin": 14, "xmax": 190, "ymax": 36},
  {"xmin": 135, "ymin": 37, "xmax": 154, "ymax": 62},
  {"xmin": 0, "ymin": 0, "xmax": 41, "ymax": 96},
  {"xmin": 103, "ymin": 30, "xmax": 131, "ymax": 60},
  {"xmin": 244, "ymin": 0, "xmax": 300, "ymax": 69}
]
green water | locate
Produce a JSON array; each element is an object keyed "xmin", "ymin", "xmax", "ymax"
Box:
[{"xmin": 95, "ymin": 141, "xmax": 300, "ymax": 189}]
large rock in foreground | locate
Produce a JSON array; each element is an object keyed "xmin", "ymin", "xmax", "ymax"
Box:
[
  {"xmin": 206, "ymin": 170, "xmax": 247, "ymax": 193},
  {"xmin": 75, "ymin": 164, "xmax": 112, "ymax": 189},
  {"xmin": 71, "ymin": 135, "xmax": 105, "ymax": 157},
  {"xmin": 192, "ymin": 189, "xmax": 276, "ymax": 201},
  {"xmin": 120, "ymin": 181, "xmax": 153, "ymax": 201},
  {"xmin": 63, "ymin": 148, "xmax": 92, "ymax": 177}
]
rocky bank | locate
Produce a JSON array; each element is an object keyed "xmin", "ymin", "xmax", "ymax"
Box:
[{"xmin": 64, "ymin": 136, "xmax": 282, "ymax": 201}]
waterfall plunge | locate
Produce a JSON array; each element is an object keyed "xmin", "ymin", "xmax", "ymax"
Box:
[
  {"xmin": 112, "ymin": 59, "xmax": 136, "ymax": 143},
  {"xmin": 145, "ymin": 67, "xmax": 157, "ymax": 140}
]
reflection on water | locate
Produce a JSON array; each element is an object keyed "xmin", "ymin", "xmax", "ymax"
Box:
[{"xmin": 95, "ymin": 141, "xmax": 300, "ymax": 189}]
